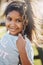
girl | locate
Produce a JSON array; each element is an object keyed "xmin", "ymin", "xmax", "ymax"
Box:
[{"xmin": 0, "ymin": 1, "xmax": 34, "ymax": 65}]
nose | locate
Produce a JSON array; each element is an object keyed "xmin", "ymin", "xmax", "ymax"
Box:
[{"xmin": 10, "ymin": 21, "xmax": 17, "ymax": 27}]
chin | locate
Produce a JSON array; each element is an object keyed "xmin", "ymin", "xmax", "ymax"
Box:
[
  {"xmin": 9, "ymin": 32, "xmax": 18, "ymax": 36},
  {"xmin": 9, "ymin": 31, "xmax": 22, "ymax": 36}
]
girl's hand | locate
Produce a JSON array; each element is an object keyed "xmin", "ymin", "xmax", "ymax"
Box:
[
  {"xmin": 16, "ymin": 34, "xmax": 32, "ymax": 65},
  {"xmin": 16, "ymin": 34, "xmax": 26, "ymax": 53}
]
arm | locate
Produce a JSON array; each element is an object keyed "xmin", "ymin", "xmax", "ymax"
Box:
[
  {"xmin": 19, "ymin": 46, "xmax": 32, "ymax": 65},
  {"xmin": 16, "ymin": 34, "xmax": 32, "ymax": 65}
]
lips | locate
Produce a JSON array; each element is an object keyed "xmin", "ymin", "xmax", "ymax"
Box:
[{"xmin": 9, "ymin": 27, "xmax": 18, "ymax": 32}]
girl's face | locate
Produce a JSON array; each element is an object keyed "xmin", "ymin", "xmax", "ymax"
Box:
[{"xmin": 6, "ymin": 10, "xmax": 23, "ymax": 35}]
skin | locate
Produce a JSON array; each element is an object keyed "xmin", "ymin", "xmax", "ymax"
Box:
[
  {"xmin": 6, "ymin": 10, "xmax": 23, "ymax": 36},
  {"xmin": 16, "ymin": 34, "xmax": 32, "ymax": 65},
  {"xmin": 5, "ymin": 10, "xmax": 32, "ymax": 65}
]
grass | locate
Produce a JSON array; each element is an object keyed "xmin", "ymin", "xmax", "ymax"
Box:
[
  {"xmin": 34, "ymin": 59, "xmax": 42, "ymax": 65},
  {"xmin": 33, "ymin": 45, "xmax": 43, "ymax": 65},
  {"xmin": 0, "ymin": 26, "xmax": 43, "ymax": 65},
  {"xmin": 0, "ymin": 26, "xmax": 6, "ymax": 38}
]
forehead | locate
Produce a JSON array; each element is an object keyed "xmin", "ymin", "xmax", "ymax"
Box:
[
  {"xmin": 8, "ymin": 10, "xmax": 21, "ymax": 16},
  {"xmin": 7, "ymin": 10, "xmax": 22, "ymax": 19}
]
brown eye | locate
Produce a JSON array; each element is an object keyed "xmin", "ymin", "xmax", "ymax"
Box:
[
  {"xmin": 7, "ymin": 17, "xmax": 12, "ymax": 21},
  {"xmin": 16, "ymin": 19, "xmax": 21, "ymax": 23}
]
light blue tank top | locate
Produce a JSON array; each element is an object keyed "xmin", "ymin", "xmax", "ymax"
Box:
[{"xmin": 0, "ymin": 33, "xmax": 34, "ymax": 65}]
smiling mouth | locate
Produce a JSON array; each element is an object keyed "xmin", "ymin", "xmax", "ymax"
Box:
[{"xmin": 9, "ymin": 28, "xmax": 18, "ymax": 32}]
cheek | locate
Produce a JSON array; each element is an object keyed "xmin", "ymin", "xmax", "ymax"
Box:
[
  {"xmin": 5, "ymin": 22, "xmax": 10, "ymax": 29},
  {"xmin": 17, "ymin": 23, "xmax": 23, "ymax": 30},
  {"xmin": 5, "ymin": 19, "xmax": 10, "ymax": 27}
]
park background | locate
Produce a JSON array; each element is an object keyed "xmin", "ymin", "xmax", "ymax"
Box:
[{"xmin": 0, "ymin": 0, "xmax": 43, "ymax": 65}]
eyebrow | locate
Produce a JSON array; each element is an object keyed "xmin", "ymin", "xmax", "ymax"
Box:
[
  {"xmin": 15, "ymin": 17, "xmax": 23, "ymax": 22},
  {"xmin": 7, "ymin": 15, "xmax": 22, "ymax": 21}
]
